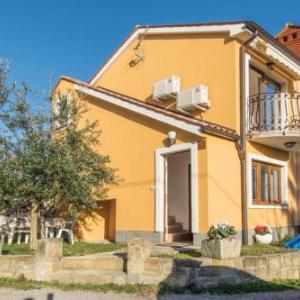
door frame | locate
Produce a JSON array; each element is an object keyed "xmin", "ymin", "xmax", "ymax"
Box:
[{"xmin": 155, "ymin": 142, "xmax": 199, "ymax": 235}]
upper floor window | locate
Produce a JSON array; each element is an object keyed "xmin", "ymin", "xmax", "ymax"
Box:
[
  {"xmin": 283, "ymin": 35, "xmax": 288, "ymax": 42},
  {"xmin": 249, "ymin": 66, "xmax": 281, "ymax": 96},
  {"xmin": 292, "ymin": 32, "xmax": 298, "ymax": 39}
]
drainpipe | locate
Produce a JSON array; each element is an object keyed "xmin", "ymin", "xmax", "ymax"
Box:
[{"xmin": 239, "ymin": 30, "xmax": 258, "ymax": 245}]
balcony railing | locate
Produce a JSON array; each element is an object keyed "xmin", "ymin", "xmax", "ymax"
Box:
[{"xmin": 248, "ymin": 93, "xmax": 300, "ymax": 134}]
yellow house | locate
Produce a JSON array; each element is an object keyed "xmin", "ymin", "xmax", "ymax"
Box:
[{"xmin": 54, "ymin": 21, "xmax": 300, "ymax": 245}]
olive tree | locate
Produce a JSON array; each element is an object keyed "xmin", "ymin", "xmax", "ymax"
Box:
[{"xmin": 0, "ymin": 61, "xmax": 116, "ymax": 249}]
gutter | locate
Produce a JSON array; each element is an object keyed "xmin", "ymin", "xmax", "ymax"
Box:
[{"xmin": 238, "ymin": 30, "xmax": 258, "ymax": 245}]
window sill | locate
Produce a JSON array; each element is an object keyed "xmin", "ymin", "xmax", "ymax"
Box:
[{"xmin": 249, "ymin": 204, "xmax": 288, "ymax": 209}]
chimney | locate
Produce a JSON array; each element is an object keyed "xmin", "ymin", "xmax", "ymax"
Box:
[{"xmin": 276, "ymin": 23, "xmax": 300, "ymax": 57}]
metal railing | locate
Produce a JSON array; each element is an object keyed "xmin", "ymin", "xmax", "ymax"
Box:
[{"xmin": 248, "ymin": 93, "xmax": 300, "ymax": 133}]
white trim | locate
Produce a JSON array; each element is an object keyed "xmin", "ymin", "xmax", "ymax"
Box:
[
  {"xmin": 245, "ymin": 53, "xmax": 251, "ymax": 133},
  {"xmin": 247, "ymin": 153, "xmax": 288, "ymax": 209},
  {"xmin": 250, "ymin": 37, "xmax": 300, "ymax": 79},
  {"xmin": 155, "ymin": 142, "xmax": 199, "ymax": 233},
  {"xmin": 90, "ymin": 23, "xmax": 300, "ymax": 84},
  {"xmin": 75, "ymin": 85, "xmax": 202, "ymax": 137},
  {"xmin": 90, "ymin": 23, "xmax": 247, "ymax": 84}
]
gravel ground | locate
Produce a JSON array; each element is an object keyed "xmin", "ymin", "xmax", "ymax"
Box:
[{"xmin": 1, "ymin": 289, "xmax": 300, "ymax": 300}]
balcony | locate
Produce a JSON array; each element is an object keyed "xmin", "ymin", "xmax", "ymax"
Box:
[{"xmin": 248, "ymin": 93, "xmax": 300, "ymax": 151}]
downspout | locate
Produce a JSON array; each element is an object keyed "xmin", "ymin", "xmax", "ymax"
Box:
[{"xmin": 238, "ymin": 30, "xmax": 258, "ymax": 244}]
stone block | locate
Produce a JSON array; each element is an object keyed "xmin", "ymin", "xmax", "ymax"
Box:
[
  {"xmin": 201, "ymin": 238, "xmax": 241, "ymax": 260},
  {"xmin": 291, "ymin": 252, "xmax": 300, "ymax": 266},
  {"xmin": 127, "ymin": 272, "xmax": 142, "ymax": 284},
  {"xmin": 61, "ymin": 256, "xmax": 124, "ymax": 271},
  {"xmin": 127, "ymin": 238, "xmax": 152, "ymax": 260},
  {"xmin": 112, "ymin": 273, "xmax": 127, "ymax": 285},
  {"xmin": 218, "ymin": 274, "xmax": 241, "ymax": 285},
  {"xmin": 281, "ymin": 254, "xmax": 292, "ymax": 268},
  {"xmin": 197, "ymin": 266, "xmax": 219, "ymax": 277},
  {"xmin": 166, "ymin": 270, "xmax": 189, "ymax": 287},
  {"xmin": 127, "ymin": 259, "xmax": 144, "ymax": 273},
  {"xmin": 144, "ymin": 257, "xmax": 163, "ymax": 272},
  {"xmin": 36, "ymin": 239, "xmax": 63, "ymax": 261},
  {"xmin": 243, "ymin": 257, "xmax": 258, "ymax": 268},
  {"xmin": 192, "ymin": 277, "xmax": 218, "ymax": 289},
  {"xmin": 268, "ymin": 255, "xmax": 281, "ymax": 273}
]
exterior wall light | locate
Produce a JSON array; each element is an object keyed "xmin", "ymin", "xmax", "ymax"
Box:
[
  {"xmin": 284, "ymin": 141, "xmax": 296, "ymax": 149},
  {"xmin": 168, "ymin": 131, "xmax": 176, "ymax": 146}
]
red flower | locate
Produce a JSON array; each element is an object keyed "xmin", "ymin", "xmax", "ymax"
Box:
[{"xmin": 255, "ymin": 225, "xmax": 270, "ymax": 235}]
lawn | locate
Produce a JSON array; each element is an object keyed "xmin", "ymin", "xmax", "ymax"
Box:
[
  {"xmin": 0, "ymin": 277, "xmax": 300, "ymax": 295},
  {"xmin": 240, "ymin": 243, "xmax": 294, "ymax": 256},
  {"xmin": 2, "ymin": 242, "xmax": 125, "ymax": 256},
  {"xmin": 153, "ymin": 243, "xmax": 295, "ymax": 260}
]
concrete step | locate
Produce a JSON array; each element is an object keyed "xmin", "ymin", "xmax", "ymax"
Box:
[
  {"xmin": 51, "ymin": 269, "xmax": 126, "ymax": 284},
  {"xmin": 167, "ymin": 230, "xmax": 193, "ymax": 243},
  {"xmin": 168, "ymin": 215, "xmax": 176, "ymax": 225},
  {"xmin": 168, "ymin": 223, "xmax": 183, "ymax": 233},
  {"xmin": 61, "ymin": 256, "xmax": 124, "ymax": 272}
]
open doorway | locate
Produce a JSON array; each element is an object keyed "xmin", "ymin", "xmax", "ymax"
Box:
[{"xmin": 164, "ymin": 151, "xmax": 193, "ymax": 243}]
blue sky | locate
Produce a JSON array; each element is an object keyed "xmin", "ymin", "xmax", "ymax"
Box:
[{"xmin": 1, "ymin": 0, "xmax": 300, "ymax": 94}]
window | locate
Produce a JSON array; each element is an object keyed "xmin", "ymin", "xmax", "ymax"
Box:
[
  {"xmin": 283, "ymin": 35, "xmax": 288, "ymax": 42},
  {"xmin": 292, "ymin": 32, "xmax": 298, "ymax": 39},
  {"xmin": 251, "ymin": 160, "xmax": 282, "ymax": 205}
]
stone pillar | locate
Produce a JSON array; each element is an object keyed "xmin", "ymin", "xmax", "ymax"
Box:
[
  {"xmin": 34, "ymin": 238, "xmax": 63, "ymax": 281},
  {"xmin": 127, "ymin": 237, "xmax": 152, "ymax": 283},
  {"xmin": 36, "ymin": 238, "xmax": 63, "ymax": 261}
]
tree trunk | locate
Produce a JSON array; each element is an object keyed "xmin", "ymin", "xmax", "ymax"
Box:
[{"xmin": 30, "ymin": 201, "xmax": 38, "ymax": 250}]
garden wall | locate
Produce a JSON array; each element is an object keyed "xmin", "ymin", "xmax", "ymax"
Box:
[{"xmin": 1, "ymin": 238, "xmax": 300, "ymax": 288}]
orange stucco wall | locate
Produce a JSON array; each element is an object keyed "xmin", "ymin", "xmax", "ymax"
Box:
[
  {"xmin": 93, "ymin": 33, "xmax": 241, "ymax": 132},
  {"xmin": 54, "ymin": 29, "xmax": 300, "ymax": 242}
]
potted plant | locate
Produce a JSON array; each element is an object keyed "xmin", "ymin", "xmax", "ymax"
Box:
[
  {"xmin": 201, "ymin": 221, "xmax": 241, "ymax": 259},
  {"xmin": 254, "ymin": 225, "xmax": 273, "ymax": 244}
]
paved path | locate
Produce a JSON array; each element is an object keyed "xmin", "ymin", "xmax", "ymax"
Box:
[{"xmin": 1, "ymin": 289, "xmax": 300, "ymax": 300}]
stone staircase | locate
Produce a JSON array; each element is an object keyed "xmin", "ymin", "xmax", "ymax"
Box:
[{"xmin": 167, "ymin": 215, "xmax": 192, "ymax": 243}]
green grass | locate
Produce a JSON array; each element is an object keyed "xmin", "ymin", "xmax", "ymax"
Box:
[
  {"xmin": 63, "ymin": 242, "xmax": 125, "ymax": 256},
  {"xmin": 154, "ymin": 249, "xmax": 202, "ymax": 259},
  {"xmin": 2, "ymin": 243, "xmax": 34, "ymax": 255},
  {"xmin": 0, "ymin": 277, "xmax": 300, "ymax": 295},
  {"xmin": 154, "ymin": 243, "xmax": 294, "ymax": 260},
  {"xmin": 0, "ymin": 277, "xmax": 156, "ymax": 295},
  {"xmin": 240, "ymin": 243, "xmax": 293, "ymax": 256},
  {"xmin": 2, "ymin": 242, "xmax": 125, "ymax": 256}
]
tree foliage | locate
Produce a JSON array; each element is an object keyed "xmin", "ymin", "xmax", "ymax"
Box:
[{"xmin": 0, "ymin": 61, "xmax": 116, "ymax": 223}]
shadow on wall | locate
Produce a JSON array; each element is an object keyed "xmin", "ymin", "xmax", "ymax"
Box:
[
  {"xmin": 75, "ymin": 199, "xmax": 116, "ymax": 242},
  {"xmin": 153, "ymin": 255, "xmax": 298, "ymax": 295}
]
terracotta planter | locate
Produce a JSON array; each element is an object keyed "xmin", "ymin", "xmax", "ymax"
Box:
[
  {"xmin": 201, "ymin": 237, "xmax": 241, "ymax": 259},
  {"xmin": 255, "ymin": 233, "xmax": 273, "ymax": 245}
]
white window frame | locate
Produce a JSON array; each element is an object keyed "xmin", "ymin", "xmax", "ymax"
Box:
[
  {"xmin": 247, "ymin": 153, "xmax": 288, "ymax": 209},
  {"xmin": 155, "ymin": 142, "xmax": 199, "ymax": 233}
]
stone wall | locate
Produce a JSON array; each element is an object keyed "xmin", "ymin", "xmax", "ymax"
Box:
[
  {"xmin": 1, "ymin": 238, "xmax": 300, "ymax": 288},
  {"xmin": 140, "ymin": 252, "xmax": 300, "ymax": 288}
]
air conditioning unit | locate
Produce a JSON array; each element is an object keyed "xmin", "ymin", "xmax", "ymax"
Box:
[
  {"xmin": 177, "ymin": 85, "xmax": 211, "ymax": 111},
  {"xmin": 152, "ymin": 76, "xmax": 180, "ymax": 100}
]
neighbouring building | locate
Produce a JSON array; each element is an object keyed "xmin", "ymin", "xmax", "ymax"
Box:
[
  {"xmin": 54, "ymin": 21, "xmax": 300, "ymax": 245},
  {"xmin": 276, "ymin": 23, "xmax": 300, "ymax": 57}
]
